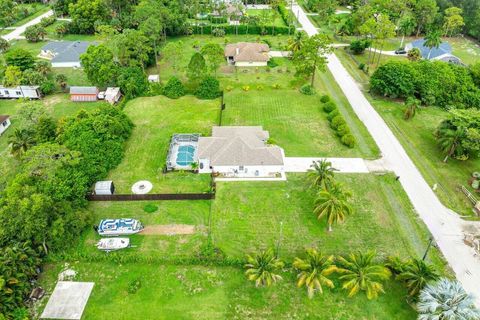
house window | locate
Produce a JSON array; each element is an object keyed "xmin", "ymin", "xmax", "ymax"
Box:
[
  {"xmin": 4, "ymin": 90, "xmax": 8, "ymax": 94},
  {"xmin": 199, "ymin": 162, "xmax": 204, "ymax": 170},
  {"xmin": 2, "ymin": 121, "xmax": 7, "ymax": 127},
  {"xmin": 16, "ymin": 91, "xmax": 21, "ymax": 95},
  {"xmin": 239, "ymin": 165, "xmax": 244, "ymax": 171}
]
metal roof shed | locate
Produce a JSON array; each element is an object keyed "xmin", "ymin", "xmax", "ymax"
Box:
[{"xmin": 94, "ymin": 181, "xmax": 115, "ymax": 195}]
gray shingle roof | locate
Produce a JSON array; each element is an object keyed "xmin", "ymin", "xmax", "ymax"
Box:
[
  {"xmin": 42, "ymin": 41, "xmax": 97, "ymax": 63},
  {"xmin": 198, "ymin": 126, "xmax": 284, "ymax": 166},
  {"xmin": 70, "ymin": 86, "xmax": 98, "ymax": 95}
]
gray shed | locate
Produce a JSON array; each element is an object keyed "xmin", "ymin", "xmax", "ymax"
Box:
[{"xmin": 94, "ymin": 181, "xmax": 115, "ymax": 195}]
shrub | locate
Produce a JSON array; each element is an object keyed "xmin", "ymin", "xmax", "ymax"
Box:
[
  {"xmin": 335, "ymin": 124, "xmax": 350, "ymax": 137},
  {"xmin": 163, "ymin": 77, "xmax": 185, "ymax": 99},
  {"xmin": 349, "ymin": 39, "xmax": 372, "ymax": 54},
  {"xmin": 272, "ymin": 84, "xmax": 280, "ymax": 89},
  {"xmin": 225, "ymin": 85, "xmax": 234, "ymax": 92},
  {"xmin": 323, "ymin": 101, "xmax": 337, "ymax": 113},
  {"xmin": 327, "ymin": 110, "xmax": 340, "ymax": 122},
  {"xmin": 242, "ymin": 85, "xmax": 250, "ymax": 91},
  {"xmin": 320, "ymin": 95, "xmax": 331, "ymax": 103},
  {"xmin": 40, "ymin": 15, "xmax": 56, "ymax": 28},
  {"xmin": 341, "ymin": 134, "xmax": 356, "ymax": 148},
  {"xmin": 358, "ymin": 63, "xmax": 365, "ymax": 71},
  {"xmin": 331, "ymin": 115, "xmax": 346, "ymax": 129},
  {"xmin": 300, "ymin": 84, "xmax": 315, "ymax": 95},
  {"xmin": 267, "ymin": 58, "xmax": 279, "ymax": 68},
  {"xmin": 370, "ymin": 60, "xmax": 417, "ymax": 99},
  {"xmin": 39, "ymin": 80, "xmax": 55, "ymax": 95},
  {"xmin": 195, "ymin": 76, "xmax": 221, "ymax": 99},
  {"xmin": 212, "ymin": 28, "xmax": 225, "ymax": 37},
  {"xmin": 256, "ymin": 85, "xmax": 264, "ymax": 91},
  {"xmin": 143, "ymin": 204, "xmax": 158, "ymax": 213},
  {"xmin": 128, "ymin": 278, "xmax": 142, "ymax": 294}
]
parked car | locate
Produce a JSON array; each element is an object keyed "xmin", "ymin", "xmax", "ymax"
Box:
[{"xmin": 395, "ymin": 48, "xmax": 407, "ymax": 54}]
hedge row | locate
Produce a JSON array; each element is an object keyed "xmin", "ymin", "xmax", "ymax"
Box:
[
  {"xmin": 277, "ymin": 3, "xmax": 292, "ymax": 27},
  {"xmin": 321, "ymin": 95, "xmax": 356, "ymax": 148},
  {"xmin": 191, "ymin": 24, "xmax": 293, "ymax": 36}
]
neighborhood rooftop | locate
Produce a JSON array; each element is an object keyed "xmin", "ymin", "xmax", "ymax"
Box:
[
  {"xmin": 70, "ymin": 86, "xmax": 98, "ymax": 95},
  {"xmin": 0, "ymin": 115, "xmax": 9, "ymax": 123},
  {"xmin": 41, "ymin": 41, "xmax": 96, "ymax": 64},
  {"xmin": 224, "ymin": 42, "xmax": 270, "ymax": 62}
]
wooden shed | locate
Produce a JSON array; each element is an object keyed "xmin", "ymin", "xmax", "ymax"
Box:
[{"xmin": 70, "ymin": 86, "xmax": 98, "ymax": 102}]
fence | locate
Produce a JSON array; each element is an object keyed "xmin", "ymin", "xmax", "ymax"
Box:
[{"xmin": 87, "ymin": 193, "xmax": 215, "ymax": 201}]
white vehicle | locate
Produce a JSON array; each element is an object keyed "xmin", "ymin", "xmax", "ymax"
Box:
[
  {"xmin": 96, "ymin": 238, "xmax": 130, "ymax": 252},
  {"xmin": 97, "ymin": 219, "xmax": 143, "ymax": 236}
]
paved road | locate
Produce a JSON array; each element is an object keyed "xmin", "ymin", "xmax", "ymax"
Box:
[
  {"xmin": 2, "ymin": 10, "xmax": 54, "ymax": 41},
  {"xmin": 293, "ymin": 2, "xmax": 480, "ymax": 305},
  {"xmin": 284, "ymin": 157, "xmax": 369, "ymax": 173}
]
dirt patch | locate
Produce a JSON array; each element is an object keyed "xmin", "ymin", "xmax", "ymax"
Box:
[{"xmin": 141, "ymin": 224, "xmax": 195, "ymax": 235}]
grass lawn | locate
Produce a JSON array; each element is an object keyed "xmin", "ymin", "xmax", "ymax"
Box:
[
  {"xmin": 107, "ymin": 95, "xmax": 220, "ymax": 194},
  {"xmin": 11, "ymin": 4, "xmax": 50, "ymax": 27},
  {"xmin": 335, "ymin": 48, "xmax": 480, "ymax": 217},
  {"xmin": 222, "ymin": 89, "xmax": 376, "ymax": 157},
  {"xmin": 246, "ymin": 9, "xmax": 287, "ymax": 27},
  {"xmin": 0, "ymin": 94, "xmax": 108, "ymax": 189},
  {"xmin": 51, "ymin": 67, "xmax": 92, "ymax": 86},
  {"xmin": 37, "ymin": 261, "xmax": 418, "ymax": 320}
]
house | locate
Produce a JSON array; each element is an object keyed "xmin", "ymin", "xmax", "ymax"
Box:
[
  {"xmin": 225, "ymin": 42, "xmax": 270, "ymax": 66},
  {"xmin": 102, "ymin": 87, "xmax": 122, "ymax": 104},
  {"xmin": 0, "ymin": 115, "xmax": 11, "ymax": 136},
  {"xmin": 197, "ymin": 126, "xmax": 284, "ymax": 178},
  {"xmin": 40, "ymin": 41, "xmax": 96, "ymax": 68},
  {"xmin": 0, "ymin": 86, "xmax": 41, "ymax": 99},
  {"xmin": 405, "ymin": 39, "xmax": 462, "ymax": 64},
  {"xmin": 70, "ymin": 86, "xmax": 98, "ymax": 102},
  {"xmin": 211, "ymin": 3, "xmax": 244, "ymax": 24},
  {"xmin": 148, "ymin": 75, "xmax": 160, "ymax": 83}
]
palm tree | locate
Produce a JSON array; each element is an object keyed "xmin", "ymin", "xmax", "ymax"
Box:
[
  {"xmin": 307, "ymin": 159, "xmax": 336, "ymax": 189},
  {"xmin": 403, "ymin": 97, "xmax": 420, "ymax": 120},
  {"xmin": 313, "ymin": 183, "xmax": 352, "ymax": 232},
  {"xmin": 418, "ymin": 279, "xmax": 480, "ymax": 319},
  {"xmin": 244, "ymin": 248, "xmax": 284, "ymax": 287},
  {"xmin": 293, "ymin": 248, "xmax": 337, "ymax": 298},
  {"xmin": 436, "ymin": 125, "xmax": 465, "ymax": 163},
  {"xmin": 287, "ymin": 32, "xmax": 304, "ymax": 54},
  {"xmin": 55, "ymin": 73, "xmax": 68, "ymax": 91},
  {"xmin": 8, "ymin": 128, "xmax": 35, "ymax": 158},
  {"xmin": 336, "ymin": 251, "xmax": 391, "ymax": 300},
  {"xmin": 424, "ymin": 29, "xmax": 442, "ymax": 60},
  {"xmin": 397, "ymin": 259, "xmax": 440, "ymax": 297}
]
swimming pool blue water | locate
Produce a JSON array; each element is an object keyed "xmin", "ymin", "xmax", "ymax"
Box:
[{"xmin": 176, "ymin": 145, "xmax": 195, "ymax": 166}]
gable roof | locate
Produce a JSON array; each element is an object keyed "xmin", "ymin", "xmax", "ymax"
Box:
[
  {"xmin": 408, "ymin": 39, "xmax": 452, "ymax": 60},
  {"xmin": 70, "ymin": 86, "xmax": 98, "ymax": 95},
  {"xmin": 41, "ymin": 41, "xmax": 96, "ymax": 63},
  {"xmin": 198, "ymin": 126, "xmax": 284, "ymax": 166},
  {"xmin": 224, "ymin": 42, "xmax": 270, "ymax": 62},
  {"xmin": 0, "ymin": 115, "xmax": 10, "ymax": 123}
]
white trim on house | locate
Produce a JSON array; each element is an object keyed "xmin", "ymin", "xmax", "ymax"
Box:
[
  {"xmin": 0, "ymin": 86, "xmax": 41, "ymax": 99},
  {"xmin": 0, "ymin": 116, "xmax": 11, "ymax": 136}
]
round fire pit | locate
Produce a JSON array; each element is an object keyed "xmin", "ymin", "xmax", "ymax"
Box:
[{"xmin": 132, "ymin": 180, "xmax": 153, "ymax": 194}]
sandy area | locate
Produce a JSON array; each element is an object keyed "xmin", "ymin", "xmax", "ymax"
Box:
[{"xmin": 142, "ymin": 224, "xmax": 195, "ymax": 235}]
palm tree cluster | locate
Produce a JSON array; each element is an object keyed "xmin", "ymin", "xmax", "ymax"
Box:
[{"xmin": 307, "ymin": 159, "xmax": 353, "ymax": 232}]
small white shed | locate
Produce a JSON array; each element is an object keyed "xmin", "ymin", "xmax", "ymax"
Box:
[
  {"xmin": 94, "ymin": 181, "xmax": 115, "ymax": 195},
  {"xmin": 148, "ymin": 75, "xmax": 159, "ymax": 83},
  {"xmin": 104, "ymin": 87, "xmax": 121, "ymax": 104}
]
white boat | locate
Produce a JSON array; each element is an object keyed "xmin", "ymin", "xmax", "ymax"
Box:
[
  {"xmin": 97, "ymin": 218, "xmax": 143, "ymax": 236},
  {"xmin": 96, "ymin": 238, "xmax": 130, "ymax": 252}
]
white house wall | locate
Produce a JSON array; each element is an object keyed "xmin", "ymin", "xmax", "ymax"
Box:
[
  {"xmin": 235, "ymin": 61, "xmax": 268, "ymax": 67},
  {"xmin": 212, "ymin": 165, "xmax": 284, "ymax": 177},
  {"xmin": 0, "ymin": 118, "xmax": 11, "ymax": 136},
  {"xmin": 52, "ymin": 62, "xmax": 81, "ymax": 68}
]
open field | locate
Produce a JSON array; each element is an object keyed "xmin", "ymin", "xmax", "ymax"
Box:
[
  {"xmin": 107, "ymin": 95, "xmax": 220, "ymax": 194},
  {"xmin": 0, "ymin": 94, "xmax": 108, "ymax": 189},
  {"xmin": 38, "ymin": 261, "xmax": 420, "ymax": 320},
  {"xmin": 246, "ymin": 9, "xmax": 287, "ymax": 27}
]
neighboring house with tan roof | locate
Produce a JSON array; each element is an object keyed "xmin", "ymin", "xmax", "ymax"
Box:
[
  {"xmin": 225, "ymin": 42, "xmax": 270, "ymax": 66},
  {"xmin": 197, "ymin": 126, "xmax": 284, "ymax": 178}
]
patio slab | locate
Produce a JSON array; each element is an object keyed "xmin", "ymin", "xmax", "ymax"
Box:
[{"xmin": 41, "ymin": 281, "xmax": 94, "ymax": 320}]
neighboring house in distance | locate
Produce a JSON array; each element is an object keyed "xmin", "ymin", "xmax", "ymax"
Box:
[
  {"xmin": 40, "ymin": 41, "xmax": 96, "ymax": 68},
  {"xmin": 70, "ymin": 86, "xmax": 98, "ymax": 102},
  {"xmin": 148, "ymin": 75, "xmax": 160, "ymax": 83},
  {"xmin": 225, "ymin": 42, "xmax": 270, "ymax": 66},
  {"xmin": 211, "ymin": 3, "xmax": 244, "ymax": 24},
  {"xmin": 99, "ymin": 87, "xmax": 122, "ymax": 104},
  {"xmin": 0, "ymin": 115, "xmax": 11, "ymax": 136},
  {"xmin": 405, "ymin": 39, "xmax": 462, "ymax": 64},
  {"xmin": 197, "ymin": 126, "xmax": 284, "ymax": 178},
  {"xmin": 0, "ymin": 86, "xmax": 41, "ymax": 99}
]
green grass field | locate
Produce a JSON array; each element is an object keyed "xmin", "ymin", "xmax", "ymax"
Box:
[
  {"xmin": 106, "ymin": 95, "xmax": 220, "ymax": 193},
  {"xmin": 246, "ymin": 9, "xmax": 287, "ymax": 27}
]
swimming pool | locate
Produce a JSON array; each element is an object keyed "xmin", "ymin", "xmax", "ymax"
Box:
[{"xmin": 176, "ymin": 145, "xmax": 196, "ymax": 166}]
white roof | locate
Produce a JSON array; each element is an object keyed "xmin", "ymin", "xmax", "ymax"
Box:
[
  {"xmin": 95, "ymin": 180, "xmax": 113, "ymax": 191},
  {"xmin": 105, "ymin": 87, "xmax": 120, "ymax": 96},
  {"xmin": 148, "ymin": 75, "xmax": 159, "ymax": 80}
]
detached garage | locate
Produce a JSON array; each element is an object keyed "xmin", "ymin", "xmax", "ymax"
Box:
[{"xmin": 70, "ymin": 86, "xmax": 98, "ymax": 102}]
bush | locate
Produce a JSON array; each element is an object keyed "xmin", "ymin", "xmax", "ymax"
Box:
[
  {"xmin": 358, "ymin": 63, "xmax": 366, "ymax": 71},
  {"xmin": 341, "ymin": 134, "xmax": 356, "ymax": 148},
  {"xmin": 40, "ymin": 15, "xmax": 56, "ymax": 28},
  {"xmin": 128, "ymin": 278, "xmax": 142, "ymax": 294},
  {"xmin": 323, "ymin": 101, "xmax": 337, "ymax": 113},
  {"xmin": 242, "ymin": 85, "xmax": 250, "ymax": 91},
  {"xmin": 163, "ymin": 77, "xmax": 185, "ymax": 99},
  {"xmin": 349, "ymin": 39, "xmax": 372, "ymax": 54},
  {"xmin": 327, "ymin": 110, "xmax": 340, "ymax": 122},
  {"xmin": 335, "ymin": 124, "xmax": 350, "ymax": 137},
  {"xmin": 320, "ymin": 94, "xmax": 331, "ymax": 103},
  {"xmin": 331, "ymin": 115, "xmax": 346, "ymax": 129},
  {"xmin": 267, "ymin": 58, "xmax": 279, "ymax": 68},
  {"xmin": 143, "ymin": 204, "xmax": 158, "ymax": 213},
  {"xmin": 39, "ymin": 80, "xmax": 55, "ymax": 95},
  {"xmin": 212, "ymin": 28, "xmax": 225, "ymax": 37},
  {"xmin": 300, "ymin": 84, "xmax": 315, "ymax": 95},
  {"xmin": 272, "ymin": 84, "xmax": 280, "ymax": 89},
  {"xmin": 195, "ymin": 76, "xmax": 221, "ymax": 99}
]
